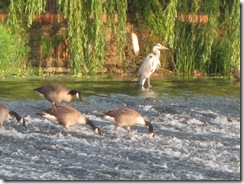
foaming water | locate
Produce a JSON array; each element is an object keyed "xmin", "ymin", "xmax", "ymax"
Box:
[
  {"xmin": 0, "ymin": 94, "xmax": 240, "ymax": 180},
  {"xmin": 0, "ymin": 78, "xmax": 240, "ymax": 180}
]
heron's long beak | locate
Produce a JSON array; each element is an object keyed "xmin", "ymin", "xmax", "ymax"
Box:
[{"xmin": 160, "ymin": 46, "xmax": 168, "ymax": 50}]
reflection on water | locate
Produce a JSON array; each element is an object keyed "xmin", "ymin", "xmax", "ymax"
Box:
[
  {"xmin": 0, "ymin": 77, "xmax": 240, "ymax": 100},
  {"xmin": 138, "ymin": 87, "xmax": 159, "ymax": 98}
]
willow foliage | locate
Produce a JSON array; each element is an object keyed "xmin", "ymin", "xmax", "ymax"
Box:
[
  {"xmin": 111, "ymin": 0, "xmax": 127, "ymax": 61},
  {"xmin": 57, "ymin": 0, "xmax": 127, "ymax": 74},
  {"xmin": 57, "ymin": 0, "xmax": 99, "ymax": 74},
  {"xmin": 7, "ymin": 0, "xmax": 127, "ymax": 75},
  {"xmin": 163, "ymin": 0, "xmax": 178, "ymax": 48},
  {"xmin": 5, "ymin": 0, "xmax": 240, "ymax": 76},
  {"xmin": 8, "ymin": 0, "xmax": 46, "ymax": 30}
]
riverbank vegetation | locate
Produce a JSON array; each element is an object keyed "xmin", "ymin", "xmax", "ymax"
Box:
[
  {"xmin": 0, "ymin": 24, "xmax": 29, "ymax": 78},
  {"xmin": 0, "ymin": 0, "xmax": 240, "ymax": 79}
]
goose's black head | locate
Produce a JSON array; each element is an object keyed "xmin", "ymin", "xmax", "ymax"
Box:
[{"xmin": 69, "ymin": 90, "xmax": 83, "ymax": 101}]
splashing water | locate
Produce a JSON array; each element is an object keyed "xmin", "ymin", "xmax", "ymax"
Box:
[{"xmin": 0, "ymin": 78, "xmax": 240, "ymax": 180}]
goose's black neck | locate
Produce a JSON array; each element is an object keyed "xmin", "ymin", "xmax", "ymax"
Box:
[
  {"xmin": 86, "ymin": 118, "xmax": 101, "ymax": 135},
  {"xmin": 9, "ymin": 111, "xmax": 26, "ymax": 128},
  {"xmin": 9, "ymin": 111, "xmax": 21, "ymax": 122},
  {"xmin": 86, "ymin": 118, "xmax": 97, "ymax": 130},
  {"xmin": 145, "ymin": 120, "xmax": 154, "ymax": 134}
]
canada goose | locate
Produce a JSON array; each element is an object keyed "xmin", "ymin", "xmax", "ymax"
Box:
[
  {"xmin": 0, "ymin": 104, "xmax": 26, "ymax": 128},
  {"xmin": 34, "ymin": 84, "xmax": 82, "ymax": 108},
  {"xmin": 103, "ymin": 108, "xmax": 154, "ymax": 138},
  {"xmin": 39, "ymin": 105, "xmax": 101, "ymax": 135}
]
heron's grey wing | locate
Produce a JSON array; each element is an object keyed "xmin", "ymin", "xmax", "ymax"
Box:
[
  {"xmin": 138, "ymin": 55, "xmax": 155, "ymax": 86},
  {"xmin": 139, "ymin": 54, "xmax": 154, "ymax": 79},
  {"xmin": 152, "ymin": 58, "xmax": 161, "ymax": 72}
]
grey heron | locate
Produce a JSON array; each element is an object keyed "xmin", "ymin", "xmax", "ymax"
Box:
[{"xmin": 138, "ymin": 43, "xmax": 168, "ymax": 88}]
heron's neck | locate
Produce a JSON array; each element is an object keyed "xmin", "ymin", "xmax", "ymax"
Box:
[{"xmin": 153, "ymin": 49, "xmax": 161, "ymax": 57}]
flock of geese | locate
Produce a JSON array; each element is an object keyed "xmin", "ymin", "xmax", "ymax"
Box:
[
  {"xmin": 0, "ymin": 84, "xmax": 154, "ymax": 138},
  {"xmin": 1, "ymin": 41, "xmax": 238, "ymax": 137},
  {"xmin": 0, "ymin": 43, "xmax": 169, "ymax": 138}
]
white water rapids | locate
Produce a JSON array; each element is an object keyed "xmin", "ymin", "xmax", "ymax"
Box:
[{"xmin": 0, "ymin": 93, "xmax": 240, "ymax": 180}]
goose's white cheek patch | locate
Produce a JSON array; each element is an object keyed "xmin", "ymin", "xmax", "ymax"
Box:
[{"xmin": 37, "ymin": 92, "xmax": 45, "ymax": 99}]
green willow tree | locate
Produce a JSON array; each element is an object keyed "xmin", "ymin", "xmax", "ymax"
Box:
[
  {"xmin": 58, "ymin": 0, "xmax": 105, "ymax": 74},
  {"xmin": 7, "ymin": 0, "xmax": 127, "ymax": 75},
  {"xmin": 5, "ymin": 0, "xmax": 240, "ymax": 76},
  {"xmin": 7, "ymin": 0, "xmax": 46, "ymax": 31}
]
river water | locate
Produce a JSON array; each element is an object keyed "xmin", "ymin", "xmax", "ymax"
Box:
[{"xmin": 0, "ymin": 77, "xmax": 240, "ymax": 180}]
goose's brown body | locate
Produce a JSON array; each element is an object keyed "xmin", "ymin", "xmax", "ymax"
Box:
[
  {"xmin": 41, "ymin": 105, "xmax": 101, "ymax": 135},
  {"xmin": 34, "ymin": 84, "xmax": 82, "ymax": 107},
  {"xmin": 104, "ymin": 108, "xmax": 154, "ymax": 137}
]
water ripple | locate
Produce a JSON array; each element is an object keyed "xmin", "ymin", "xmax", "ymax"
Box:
[{"xmin": 0, "ymin": 94, "xmax": 240, "ymax": 180}]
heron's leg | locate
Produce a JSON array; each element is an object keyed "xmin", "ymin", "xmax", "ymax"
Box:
[
  {"xmin": 141, "ymin": 86, "xmax": 145, "ymax": 91},
  {"xmin": 148, "ymin": 77, "xmax": 152, "ymax": 88},
  {"xmin": 140, "ymin": 78, "xmax": 146, "ymax": 87}
]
